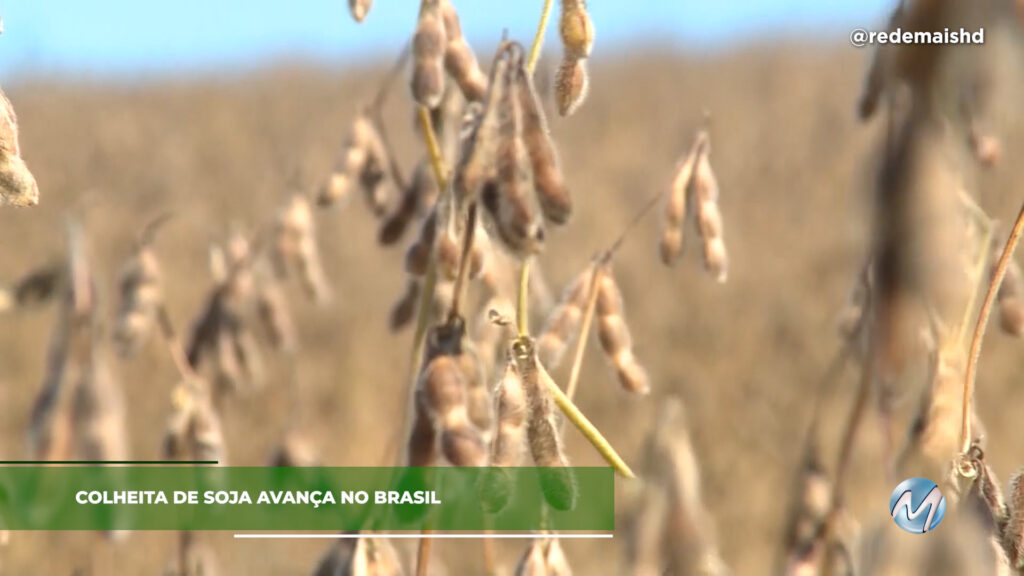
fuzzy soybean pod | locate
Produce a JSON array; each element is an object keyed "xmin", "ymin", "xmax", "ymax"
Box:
[
  {"xmin": 164, "ymin": 385, "xmax": 227, "ymax": 466},
  {"xmin": 468, "ymin": 222, "xmax": 491, "ymax": 280},
  {"xmin": 379, "ymin": 183, "xmax": 419, "ymax": 246},
  {"xmin": 417, "ymin": 324, "xmax": 489, "ymax": 468},
  {"xmin": 411, "ymin": 0, "xmax": 448, "ymax": 109},
  {"xmin": 319, "ymin": 114, "xmax": 388, "ymax": 211},
  {"xmin": 73, "ymin": 351, "xmax": 129, "ymax": 463},
  {"xmin": 113, "ymin": 244, "xmax": 164, "ymax": 357},
  {"xmin": 545, "ymin": 539, "xmax": 573, "ymax": 576},
  {"xmin": 318, "ymin": 117, "xmax": 369, "ymax": 208},
  {"xmin": 559, "ymin": 0, "xmax": 594, "ymax": 60},
  {"xmin": 436, "ymin": 206, "xmax": 489, "ymax": 281},
  {"xmin": 691, "ymin": 142, "xmax": 728, "ymax": 283},
  {"xmin": 404, "ymin": 205, "xmax": 438, "ymax": 277},
  {"xmin": 516, "ymin": 62, "xmax": 572, "ymax": 225},
  {"xmin": 856, "ymin": 1, "xmax": 902, "ymax": 121},
  {"xmin": 1007, "ymin": 469, "xmax": 1024, "ymax": 569},
  {"xmin": 536, "ymin": 266, "xmax": 593, "ymax": 369},
  {"xmin": 512, "ymin": 339, "xmax": 577, "ymax": 511},
  {"xmin": 295, "ymin": 224, "xmax": 331, "ymax": 305},
  {"xmin": 479, "ymin": 359, "xmax": 527, "ymax": 513},
  {"xmin": 379, "ymin": 158, "xmax": 438, "ymax": 246},
  {"xmin": 436, "ymin": 208, "xmax": 463, "ymax": 281},
  {"xmin": 514, "ymin": 540, "xmax": 548, "ymax": 576},
  {"xmin": 348, "ymin": 0, "xmax": 372, "ymax": 23},
  {"xmin": 439, "ymin": 0, "xmax": 487, "ymax": 103},
  {"xmin": 0, "ymin": 87, "xmax": 39, "ymax": 207},
  {"xmin": 452, "ymin": 50, "xmax": 510, "ymax": 206},
  {"xmin": 277, "ymin": 194, "xmax": 330, "ymax": 304},
  {"xmin": 162, "ymin": 390, "xmax": 192, "ymax": 461},
  {"xmin": 0, "ymin": 262, "xmax": 63, "ymax": 313},
  {"xmin": 363, "ymin": 538, "xmax": 404, "ymax": 576},
  {"xmin": 255, "ymin": 277, "xmax": 297, "ymax": 353},
  {"xmin": 492, "ymin": 361, "xmax": 527, "ymax": 467},
  {"xmin": 190, "ymin": 396, "xmax": 228, "ymax": 465},
  {"xmin": 209, "ymin": 320, "xmax": 265, "ymax": 400},
  {"xmin": 970, "ymin": 457, "xmax": 1008, "ymax": 533},
  {"xmin": 388, "ymin": 279, "xmax": 420, "ymax": 332},
  {"xmin": 418, "ymin": 355, "xmax": 487, "ymax": 467},
  {"xmin": 556, "ymin": 0, "xmax": 596, "ymax": 117},
  {"xmin": 459, "ymin": 341, "xmax": 493, "ymax": 434},
  {"xmin": 554, "ymin": 57, "xmax": 588, "ymax": 118},
  {"xmin": 483, "ymin": 48, "xmax": 545, "ymax": 258},
  {"xmin": 407, "ymin": 393, "xmax": 439, "ymax": 467},
  {"xmin": 660, "ymin": 133, "xmax": 704, "ymax": 266},
  {"xmin": 595, "ymin": 270, "xmax": 650, "ymax": 395}
]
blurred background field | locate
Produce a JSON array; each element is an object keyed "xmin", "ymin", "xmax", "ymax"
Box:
[{"xmin": 2, "ymin": 2, "xmax": 1024, "ymax": 574}]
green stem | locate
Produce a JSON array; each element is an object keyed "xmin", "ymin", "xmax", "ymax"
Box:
[
  {"xmin": 517, "ymin": 259, "xmax": 532, "ymax": 337},
  {"xmin": 527, "ymin": 0, "xmax": 555, "ymax": 74},
  {"xmin": 537, "ymin": 353, "xmax": 635, "ymax": 478}
]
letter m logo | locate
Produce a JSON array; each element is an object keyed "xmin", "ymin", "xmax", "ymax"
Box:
[{"xmin": 891, "ymin": 485, "xmax": 944, "ymax": 533}]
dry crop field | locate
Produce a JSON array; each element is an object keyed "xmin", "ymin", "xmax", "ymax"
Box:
[{"xmin": 3, "ymin": 1, "xmax": 1024, "ymax": 575}]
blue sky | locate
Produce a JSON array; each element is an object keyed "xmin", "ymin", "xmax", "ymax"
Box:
[{"xmin": 0, "ymin": 1, "xmax": 894, "ymax": 79}]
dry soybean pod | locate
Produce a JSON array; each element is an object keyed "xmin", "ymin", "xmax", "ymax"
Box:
[
  {"xmin": 348, "ymin": 0, "xmax": 372, "ymax": 23},
  {"xmin": 484, "ymin": 44, "xmax": 545, "ymax": 257},
  {"xmin": 1004, "ymin": 469, "xmax": 1024, "ymax": 568},
  {"xmin": 416, "ymin": 321, "xmax": 488, "ymax": 467},
  {"xmin": 514, "ymin": 540, "xmax": 548, "ymax": 576},
  {"xmin": 411, "ymin": 0, "xmax": 448, "ymax": 109},
  {"xmin": 389, "ymin": 279, "xmax": 421, "ymax": 332},
  {"xmin": 690, "ymin": 135, "xmax": 728, "ymax": 283},
  {"xmin": 380, "ymin": 158, "xmax": 438, "ymax": 246},
  {"xmin": 479, "ymin": 358, "xmax": 527, "ymax": 513},
  {"xmin": 112, "ymin": 240, "xmax": 164, "ymax": 357},
  {"xmin": 452, "ymin": 45, "xmax": 512, "ymax": 206},
  {"xmin": 536, "ymin": 265, "xmax": 593, "ymax": 369},
  {"xmin": 558, "ymin": 0, "xmax": 594, "ymax": 60},
  {"xmin": 440, "ymin": 0, "xmax": 487, "ymax": 103},
  {"xmin": 254, "ymin": 274, "xmax": 296, "ymax": 353},
  {"xmin": 0, "ymin": 86, "xmax": 39, "ymax": 207},
  {"xmin": 553, "ymin": 0, "xmax": 594, "ymax": 117},
  {"xmin": 594, "ymin": 266, "xmax": 650, "ymax": 394},
  {"xmin": 512, "ymin": 338, "xmax": 577, "ymax": 511},
  {"xmin": 405, "ymin": 205, "xmax": 439, "ymax": 277},
  {"xmin": 660, "ymin": 131, "xmax": 705, "ymax": 266},
  {"xmin": 554, "ymin": 57, "xmax": 588, "ymax": 118},
  {"xmin": 516, "ymin": 59, "xmax": 572, "ymax": 225}
]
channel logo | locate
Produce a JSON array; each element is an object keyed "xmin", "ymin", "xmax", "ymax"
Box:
[{"xmin": 889, "ymin": 477, "xmax": 946, "ymax": 534}]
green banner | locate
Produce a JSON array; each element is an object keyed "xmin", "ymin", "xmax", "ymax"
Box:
[{"xmin": 0, "ymin": 466, "xmax": 613, "ymax": 531}]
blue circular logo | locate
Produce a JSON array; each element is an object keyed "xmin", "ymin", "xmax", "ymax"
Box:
[{"xmin": 889, "ymin": 477, "xmax": 946, "ymax": 533}]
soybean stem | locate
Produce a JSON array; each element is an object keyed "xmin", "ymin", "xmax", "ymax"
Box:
[
  {"xmin": 565, "ymin": 264, "xmax": 601, "ymax": 401},
  {"xmin": 537, "ymin": 357, "xmax": 635, "ymax": 478},
  {"xmin": 515, "ymin": 0, "xmax": 555, "ymax": 337},
  {"xmin": 962, "ymin": 199, "xmax": 1024, "ymax": 454},
  {"xmin": 448, "ymin": 203, "xmax": 478, "ymax": 322},
  {"xmin": 527, "ymin": 0, "xmax": 555, "ymax": 74},
  {"xmin": 156, "ymin": 304, "xmax": 201, "ymax": 386},
  {"xmin": 416, "ymin": 531, "xmax": 433, "ymax": 576},
  {"xmin": 517, "ymin": 259, "xmax": 532, "ymax": 337},
  {"xmin": 418, "ymin": 107, "xmax": 448, "ymax": 192},
  {"xmin": 411, "ymin": 100, "xmax": 448, "ymax": 576}
]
